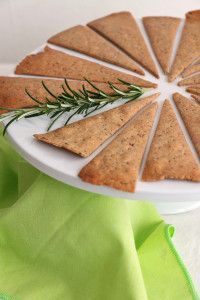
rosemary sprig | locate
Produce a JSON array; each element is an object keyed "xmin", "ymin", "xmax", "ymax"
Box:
[{"xmin": 0, "ymin": 78, "xmax": 145, "ymax": 135}]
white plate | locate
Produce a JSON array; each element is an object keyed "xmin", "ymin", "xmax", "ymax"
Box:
[{"xmin": 4, "ymin": 19, "xmax": 200, "ymax": 209}]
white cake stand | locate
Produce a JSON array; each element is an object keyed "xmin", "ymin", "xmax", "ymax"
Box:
[{"xmin": 4, "ymin": 18, "xmax": 200, "ymax": 214}]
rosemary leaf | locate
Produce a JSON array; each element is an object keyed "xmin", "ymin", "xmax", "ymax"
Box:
[{"xmin": 0, "ymin": 78, "xmax": 145, "ymax": 135}]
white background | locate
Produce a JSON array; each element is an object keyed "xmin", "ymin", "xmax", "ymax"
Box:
[
  {"xmin": 0, "ymin": 0, "xmax": 200, "ymax": 291},
  {"xmin": 0, "ymin": 0, "xmax": 199, "ymax": 64}
]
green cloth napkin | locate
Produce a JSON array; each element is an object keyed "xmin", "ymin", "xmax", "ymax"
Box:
[{"xmin": 0, "ymin": 127, "xmax": 199, "ymax": 300}]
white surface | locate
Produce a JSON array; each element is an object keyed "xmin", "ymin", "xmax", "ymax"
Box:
[
  {"xmin": 0, "ymin": 0, "xmax": 200, "ymax": 290},
  {"xmin": 155, "ymin": 201, "xmax": 200, "ymax": 215}
]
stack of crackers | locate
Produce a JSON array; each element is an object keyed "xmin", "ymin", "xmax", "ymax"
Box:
[{"xmin": 0, "ymin": 10, "xmax": 200, "ymax": 192}]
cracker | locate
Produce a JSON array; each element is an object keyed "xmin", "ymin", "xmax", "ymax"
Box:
[
  {"xmin": 173, "ymin": 93, "xmax": 200, "ymax": 156},
  {"xmin": 191, "ymin": 94, "xmax": 200, "ymax": 103},
  {"xmin": 186, "ymin": 86, "xmax": 200, "ymax": 96},
  {"xmin": 178, "ymin": 74, "xmax": 200, "ymax": 86},
  {"xmin": 48, "ymin": 25, "xmax": 144, "ymax": 75},
  {"xmin": 88, "ymin": 11, "xmax": 159, "ymax": 78},
  {"xmin": 34, "ymin": 93, "xmax": 160, "ymax": 157},
  {"xmin": 168, "ymin": 10, "xmax": 200, "ymax": 82},
  {"xmin": 15, "ymin": 46, "xmax": 157, "ymax": 88},
  {"xmin": 0, "ymin": 77, "xmax": 62, "ymax": 114},
  {"xmin": 79, "ymin": 103, "xmax": 158, "ymax": 192},
  {"xmin": 0, "ymin": 76, "xmax": 124, "ymax": 114},
  {"xmin": 187, "ymin": 84, "xmax": 200, "ymax": 88},
  {"xmin": 142, "ymin": 100, "xmax": 200, "ymax": 182},
  {"xmin": 143, "ymin": 17, "xmax": 181, "ymax": 74},
  {"xmin": 182, "ymin": 63, "xmax": 200, "ymax": 78}
]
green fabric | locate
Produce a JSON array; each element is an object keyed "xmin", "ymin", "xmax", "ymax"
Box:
[{"xmin": 0, "ymin": 128, "xmax": 199, "ymax": 300}]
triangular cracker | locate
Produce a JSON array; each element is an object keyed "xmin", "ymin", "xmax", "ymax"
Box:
[
  {"xmin": 48, "ymin": 25, "xmax": 144, "ymax": 75},
  {"xmin": 182, "ymin": 63, "xmax": 200, "ymax": 78},
  {"xmin": 0, "ymin": 76, "xmax": 125, "ymax": 114},
  {"xmin": 173, "ymin": 93, "xmax": 200, "ymax": 156},
  {"xmin": 178, "ymin": 74, "xmax": 200, "ymax": 86},
  {"xmin": 191, "ymin": 94, "xmax": 200, "ymax": 103},
  {"xmin": 78, "ymin": 103, "xmax": 158, "ymax": 192},
  {"xmin": 168, "ymin": 10, "xmax": 200, "ymax": 82},
  {"xmin": 79, "ymin": 103, "xmax": 157, "ymax": 192},
  {"xmin": 34, "ymin": 93, "xmax": 160, "ymax": 157},
  {"xmin": 142, "ymin": 100, "xmax": 200, "ymax": 182},
  {"xmin": 143, "ymin": 17, "xmax": 181, "ymax": 73},
  {"xmin": 187, "ymin": 84, "xmax": 200, "ymax": 88},
  {"xmin": 186, "ymin": 86, "xmax": 200, "ymax": 96},
  {"xmin": 88, "ymin": 11, "xmax": 159, "ymax": 78},
  {"xmin": 15, "ymin": 46, "xmax": 156, "ymax": 88}
]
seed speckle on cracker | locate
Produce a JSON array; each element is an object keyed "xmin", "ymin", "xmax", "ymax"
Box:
[
  {"xmin": 79, "ymin": 103, "xmax": 158, "ymax": 191},
  {"xmin": 168, "ymin": 10, "xmax": 200, "ymax": 82},
  {"xmin": 173, "ymin": 93, "xmax": 200, "ymax": 156},
  {"xmin": 34, "ymin": 93, "xmax": 159, "ymax": 157},
  {"xmin": 15, "ymin": 46, "xmax": 157, "ymax": 88},
  {"xmin": 0, "ymin": 76, "xmax": 126, "ymax": 114},
  {"xmin": 143, "ymin": 16, "xmax": 181, "ymax": 73},
  {"xmin": 48, "ymin": 25, "xmax": 144, "ymax": 75},
  {"xmin": 182, "ymin": 63, "xmax": 200, "ymax": 78},
  {"xmin": 142, "ymin": 100, "xmax": 200, "ymax": 182},
  {"xmin": 186, "ymin": 86, "xmax": 200, "ymax": 96},
  {"xmin": 178, "ymin": 74, "xmax": 200, "ymax": 86},
  {"xmin": 88, "ymin": 11, "xmax": 159, "ymax": 78}
]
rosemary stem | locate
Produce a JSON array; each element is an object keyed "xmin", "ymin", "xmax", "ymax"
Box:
[{"xmin": 0, "ymin": 78, "xmax": 146, "ymax": 134}]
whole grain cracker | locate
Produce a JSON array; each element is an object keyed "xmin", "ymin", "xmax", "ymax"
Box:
[
  {"xmin": 143, "ymin": 16, "xmax": 181, "ymax": 73},
  {"xmin": 79, "ymin": 103, "xmax": 158, "ymax": 191},
  {"xmin": 168, "ymin": 10, "xmax": 200, "ymax": 82},
  {"xmin": 182, "ymin": 64, "xmax": 200, "ymax": 78},
  {"xmin": 15, "ymin": 46, "xmax": 156, "ymax": 88},
  {"xmin": 142, "ymin": 100, "xmax": 200, "ymax": 182},
  {"xmin": 173, "ymin": 93, "xmax": 200, "ymax": 156},
  {"xmin": 34, "ymin": 93, "xmax": 160, "ymax": 157},
  {"xmin": 79, "ymin": 103, "xmax": 157, "ymax": 192},
  {"xmin": 0, "ymin": 76, "xmax": 125, "ymax": 114},
  {"xmin": 191, "ymin": 94, "xmax": 200, "ymax": 103},
  {"xmin": 88, "ymin": 11, "xmax": 159, "ymax": 78},
  {"xmin": 186, "ymin": 86, "xmax": 200, "ymax": 96},
  {"xmin": 178, "ymin": 74, "xmax": 200, "ymax": 86},
  {"xmin": 48, "ymin": 25, "xmax": 144, "ymax": 75}
]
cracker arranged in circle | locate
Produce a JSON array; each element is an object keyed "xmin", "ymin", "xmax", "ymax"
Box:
[
  {"xmin": 79, "ymin": 103, "xmax": 158, "ymax": 192},
  {"xmin": 0, "ymin": 76, "xmax": 125, "ymax": 114},
  {"xmin": 88, "ymin": 11, "xmax": 159, "ymax": 78},
  {"xmin": 143, "ymin": 16, "xmax": 181, "ymax": 73},
  {"xmin": 182, "ymin": 63, "xmax": 200, "ymax": 78},
  {"xmin": 48, "ymin": 25, "xmax": 144, "ymax": 75},
  {"xmin": 173, "ymin": 93, "xmax": 200, "ymax": 156},
  {"xmin": 34, "ymin": 93, "xmax": 160, "ymax": 157},
  {"xmin": 142, "ymin": 100, "xmax": 200, "ymax": 182},
  {"xmin": 186, "ymin": 86, "xmax": 200, "ymax": 96},
  {"xmin": 168, "ymin": 10, "xmax": 200, "ymax": 82},
  {"xmin": 191, "ymin": 94, "xmax": 200, "ymax": 103},
  {"xmin": 15, "ymin": 46, "xmax": 157, "ymax": 88},
  {"xmin": 178, "ymin": 74, "xmax": 200, "ymax": 86}
]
